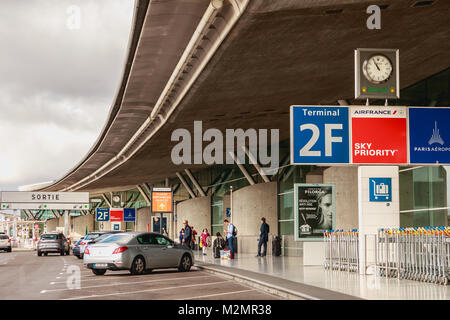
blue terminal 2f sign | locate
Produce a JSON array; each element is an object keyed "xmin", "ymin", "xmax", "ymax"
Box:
[{"xmin": 290, "ymin": 106, "xmax": 349, "ymax": 164}]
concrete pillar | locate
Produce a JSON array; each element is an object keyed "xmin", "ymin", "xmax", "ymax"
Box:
[
  {"xmin": 323, "ymin": 166, "xmax": 359, "ymax": 229},
  {"xmin": 232, "ymin": 182, "xmax": 278, "ymax": 254},
  {"xmin": 176, "ymin": 196, "xmax": 211, "ymax": 239},
  {"xmin": 64, "ymin": 211, "xmax": 69, "ymax": 236}
]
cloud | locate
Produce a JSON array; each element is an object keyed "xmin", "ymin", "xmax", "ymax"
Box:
[{"xmin": 0, "ymin": 0, "xmax": 134, "ymax": 190}]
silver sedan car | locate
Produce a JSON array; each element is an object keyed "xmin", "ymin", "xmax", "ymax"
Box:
[{"xmin": 83, "ymin": 232, "xmax": 194, "ymax": 276}]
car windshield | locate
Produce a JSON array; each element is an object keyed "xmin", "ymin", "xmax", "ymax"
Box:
[
  {"xmin": 98, "ymin": 234, "xmax": 133, "ymax": 244},
  {"xmin": 0, "ymin": 235, "xmax": 8, "ymax": 240},
  {"xmin": 94, "ymin": 234, "xmax": 113, "ymax": 242},
  {"xmin": 41, "ymin": 234, "xmax": 58, "ymax": 240},
  {"xmin": 85, "ymin": 233, "xmax": 102, "ymax": 240}
]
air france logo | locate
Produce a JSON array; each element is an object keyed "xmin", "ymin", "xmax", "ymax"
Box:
[{"xmin": 428, "ymin": 121, "xmax": 444, "ymax": 146}]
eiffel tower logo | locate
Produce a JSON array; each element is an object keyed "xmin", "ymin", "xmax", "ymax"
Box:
[{"xmin": 428, "ymin": 121, "xmax": 444, "ymax": 145}]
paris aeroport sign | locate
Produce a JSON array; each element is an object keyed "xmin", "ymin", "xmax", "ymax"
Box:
[{"xmin": 290, "ymin": 106, "xmax": 450, "ymax": 165}]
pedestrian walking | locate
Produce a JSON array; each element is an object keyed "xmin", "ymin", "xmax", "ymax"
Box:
[
  {"xmin": 223, "ymin": 219, "xmax": 236, "ymax": 259},
  {"xmin": 182, "ymin": 220, "xmax": 192, "ymax": 248},
  {"xmin": 200, "ymin": 228, "xmax": 211, "ymax": 255},
  {"xmin": 257, "ymin": 217, "xmax": 269, "ymax": 257}
]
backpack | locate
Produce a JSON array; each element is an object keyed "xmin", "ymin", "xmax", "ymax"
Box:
[{"xmin": 232, "ymin": 225, "xmax": 237, "ymax": 237}]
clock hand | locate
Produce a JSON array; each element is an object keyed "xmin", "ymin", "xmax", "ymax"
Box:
[{"xmin": 374, "ymin": 61, "xmax": 381, "ymax": 71}]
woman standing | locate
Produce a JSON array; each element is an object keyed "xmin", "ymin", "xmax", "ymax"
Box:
[
  {"xmin": 179, "ymin": 228, "xmax": 184, "ymax": 244},
  {"xmin": 200, "ymin": 228, "xmax": 211, "ymax": 256}
]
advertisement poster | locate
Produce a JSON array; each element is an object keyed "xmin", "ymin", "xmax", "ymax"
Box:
[{"xmin": 294, "ymin": 184, "xmax": 335, "ymax": 240}]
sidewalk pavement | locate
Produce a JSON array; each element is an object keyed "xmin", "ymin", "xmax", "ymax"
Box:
[{"xmin": 194, "ymin": 251, "xmax": 450, "ymax": 300}]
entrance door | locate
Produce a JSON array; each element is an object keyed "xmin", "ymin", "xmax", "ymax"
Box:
[{"xmin": 151, "ymin": 216, "xmax": 167, "ymax": 234}]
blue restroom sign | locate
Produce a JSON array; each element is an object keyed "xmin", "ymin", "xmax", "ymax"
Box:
[
  {"xmin": 369, "ymin": 178, "xmax": 392, "ymax": 202},
  {"xmin": 409, "ymin": 107, "xmax": 450, "ymax": 164},
  {"xmin": 290, "ymin": 106, "xmax": 349, "ymax": 164}
]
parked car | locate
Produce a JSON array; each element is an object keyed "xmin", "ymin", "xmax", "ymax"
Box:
[
  {"xmin": 78, "ymin": 231, "xmax": 122, "ymax": 259},
  {"xmin": 37, "ymin": 233, "xmax": 70, "ymax": 256},
  {"xmin": 0, "ymin": 234, "xmax": 12, "ymax": 252},
  {"xmin": 72, "ymin": 239, "xmax": 84, "ymax": 258},
  {"xmin": 83, "ymin": 232, "xmax": 194, "ymax": 276}
]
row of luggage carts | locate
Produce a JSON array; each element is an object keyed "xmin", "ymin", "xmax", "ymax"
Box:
[
  {"xmin": 323, "ymin": 229, "xmax": 359, "ymax": 272},
  {"xmin": 377, "ymin": 227, "xmax": 450, "ymax": 285}
]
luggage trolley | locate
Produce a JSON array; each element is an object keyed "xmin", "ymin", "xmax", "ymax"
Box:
[
  {"xmin": 323, "ymin": 229, "xmax": 359, "ymax": 273},
  {"xmin": 376, "ymin": 226, "xmax": 450, "ymax": 285}
]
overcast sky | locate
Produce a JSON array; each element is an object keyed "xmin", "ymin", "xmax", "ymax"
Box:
[{"xmin": 0, "ymin": 0, "xmax": 134, "ymax": 190}]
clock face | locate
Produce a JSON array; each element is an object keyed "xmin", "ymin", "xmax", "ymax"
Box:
[{"xmin": 362, "ymin": 54, "xmax": 393, "ymax": 84}]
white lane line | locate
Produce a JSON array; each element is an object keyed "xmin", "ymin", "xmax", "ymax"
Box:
[
  {"xmin": 43, "ymin": 274, "xmax": 216, "ymax": 293},
  {"xmin": 179, "ymin": 289, "xmax": 255, "ymax": 300},
  {"xmin": 50, "ymin": 273, "xmax": 209, "ymax": 285},
  {"xmin": 62, "ymin": 280, "xmax": 230, "ymax": 300}
]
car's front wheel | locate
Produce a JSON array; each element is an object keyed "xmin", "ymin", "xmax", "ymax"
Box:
[
  {"xmin": 92, "ymin": 269, "xmax": 106, "ymax": 276},
  {"xmin": 37, "ymin": 251, "xmax": 42, "ymax": 256},
  {"xmin": 178, "ymin": 254, "xmax": 192, "ymax": 272},
  {"xmin": 130, "ymin": 256, "xmax": 146, "ymax": 275}
]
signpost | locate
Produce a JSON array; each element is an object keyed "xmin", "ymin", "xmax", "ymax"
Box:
[
  {"xmin": 123, "ymin": 208, "xmax": 136, "ymax": 222},
  {"xmin": 290, "ymin": 106, "xmax": 350, "ymax": 164},
  {"xmin": 110, "ymin": 209, "xmax": 123, "ymax": 222},
  {"xmin": 95, "ymin": 208, "xmax": 110, "ymax": 222},
  {"xmin": 0, "ymin": 191, "xmax": 89, "ymax": 210},
  {"xmin": 351, "ymin": 106, "xmax": 407, "ymax": 164},
  {"xmin": 409, "ymin": 107, "xmax": 450, "ymax": 164},
  {"xmin": 290, "ymin": 105, "xmax": 450, "ymax": 166},
  {"xmin": 151, "ymin": 188, "xmax": 173, "ymax": 213}
]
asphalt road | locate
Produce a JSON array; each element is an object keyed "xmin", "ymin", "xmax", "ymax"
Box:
[{"xmin": 0, "ymin": 250, "xmax": 279, "ymax": 300}]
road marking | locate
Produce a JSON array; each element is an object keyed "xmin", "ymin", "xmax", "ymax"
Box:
[
  {"xmin": 179, "ymin": 289, "xmax": 255, "ymax": 300},
  {"xmin": 50, "ymin": 273, "xmax": 208, "ymax": 285},
  {"xmin": 43, "ymin": 274, "xmax": 216, "ymax": 292},
  {"xmin": 62, "ymin": 280, "xmax": 231, "ymax": 300}
]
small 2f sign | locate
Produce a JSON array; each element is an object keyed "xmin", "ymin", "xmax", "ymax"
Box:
[{"xmin": 290, "ymin": 106, "xmax": 349, "ymax": 164}]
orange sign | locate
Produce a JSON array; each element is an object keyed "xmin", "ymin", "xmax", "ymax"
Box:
[{"xmin": 151, "ymin": 190, "xmax": 173, "ymax": 213}]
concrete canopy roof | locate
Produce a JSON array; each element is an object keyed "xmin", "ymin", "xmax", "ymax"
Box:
[{"xmin": 42, "ymin": 0, "xmax": 450, "ymax": 194}]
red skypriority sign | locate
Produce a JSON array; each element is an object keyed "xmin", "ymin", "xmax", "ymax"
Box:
[
  {"xmin": 110, "ymin": 209, "xmax": 124, "ymax": 221},
  {"xmin": 351, "ymin": 106, "xmax": 407, "ymax": 164}
]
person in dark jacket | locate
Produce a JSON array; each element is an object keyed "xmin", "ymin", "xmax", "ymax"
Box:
[
  {"xmin": 182, "ymin": 220, "xmax": 192, "ymax": 248},
  {"xmin": 257, "ymin": 217, "xmax": 269, "ymax": 257}
]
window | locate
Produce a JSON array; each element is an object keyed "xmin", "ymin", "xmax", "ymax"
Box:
[
  {"xmin": 100, "ymin": 234, "xmax": 133, "ymax": 244},
  {"xmin": 41, "ymin": 234, "xmax": 57, "ymax": 240},
  {"xmin": 137, "ymin": 234, "xmax": 152, "ymax": 245},
  {"xmin": 155, "ymin": 236, "xmax": 172, "ymax": 246}
]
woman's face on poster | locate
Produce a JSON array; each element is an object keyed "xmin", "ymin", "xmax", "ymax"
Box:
[{"xmin": 319, "ymin": 193, "xmax": 333, "ymax": 227}]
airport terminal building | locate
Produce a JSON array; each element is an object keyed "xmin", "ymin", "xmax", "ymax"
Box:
[{"xmin": 24, "ymin": 0, "xmax": 449, "ymax": 262}]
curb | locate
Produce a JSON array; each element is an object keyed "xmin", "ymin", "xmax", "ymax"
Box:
[{"xmin": 196, "ymin": 264, "xmax": 319, "ymax": 300}]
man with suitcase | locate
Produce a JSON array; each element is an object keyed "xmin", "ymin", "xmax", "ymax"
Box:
[{"xmin": 257, "ymin": 217, "xmax": 269, "ymax": 257}]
